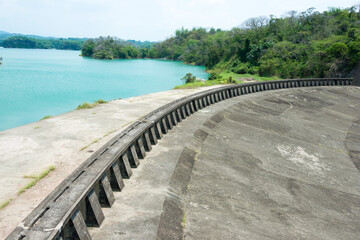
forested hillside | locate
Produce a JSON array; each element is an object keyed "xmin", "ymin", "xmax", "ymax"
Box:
[
  {"xmin": 1, "ymin": 36, "xmax": 86, "ymax": 50},
  {"xmin": 81, "ymin": 36, "xmax": 155, "ymax": 59},
  {"xmin": 83, "ymin": 6, "xmax": 360, "ymax": 79},
  {"xmin": 152, "ymin": 7, "xmax": 360, "ymax": 78}
]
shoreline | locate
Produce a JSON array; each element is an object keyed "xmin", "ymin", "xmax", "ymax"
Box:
[
  {"xmin": 0, "ymin": 86, "xmax": 210, "ymax": 134},
  {"xmin": 0, "ymin": 49, "xmax": 210, "ymax": 131}
]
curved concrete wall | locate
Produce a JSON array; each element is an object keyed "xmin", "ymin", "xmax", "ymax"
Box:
[{"xmin": 6, "ymin": 78, "xmax": 354, "ymax": 240}]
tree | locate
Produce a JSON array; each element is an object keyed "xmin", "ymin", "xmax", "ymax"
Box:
[
  {"xmin": 242, "ymin": 16, "xmax": 269, "ymax": 30},
  {"xmin": 182, "ymin": 73, "xmax": 196, "ymax": 83},
  {"xmin": 81, "ymin": 39, "xmax": 95, "ymax": 57}
]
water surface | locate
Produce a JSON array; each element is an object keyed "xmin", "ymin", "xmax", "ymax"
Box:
[{"xmin": 0, "ymin": 48, "xmax": 208, "ymax": 131}]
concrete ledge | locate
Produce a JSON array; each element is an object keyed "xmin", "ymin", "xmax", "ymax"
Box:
[{"xmin": 5, "ymin": 78, "xmax": 354, "ymax": 240}]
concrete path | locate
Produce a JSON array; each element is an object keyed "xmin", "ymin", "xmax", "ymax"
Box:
[
  {"xmin": 88, "ymin": 86, "xmax": 360, "ymax": 239},
  {"xmin": 0, "ymin": 86, "xmax": 223, "ymax": 239}
]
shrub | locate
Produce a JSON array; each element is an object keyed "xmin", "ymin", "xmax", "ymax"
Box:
[
  {"xmin": 227, "ymin": 76, "xmax": 236, "ymax": 84},
  {"xmin": 182, "ymin": 73, "xmax": 196, "ymax": 83},
  {"xmin": 76, "ymin": 102, "xmax": 93, "ymax": 109},
  {"xmin": 76, "ymin": 99, "xmax": 109, "ymax": 110},
  {"xmin": 208, "ymin": 72, "xmax": 221, "ymax": 80},
  {"xmin": 41, "ymin": 115, "xmax": 52, "ymax": 120},
  {"xmin": 232, "ymin": 62, "xmax": 249, "ymax": 74},
  {"xmin": 327, "ymin": 42, "xmax": 348, "ymax": 59},
  {"xmin": 95, "ymin": 99, "xmax": 108, "ymax": 104}
]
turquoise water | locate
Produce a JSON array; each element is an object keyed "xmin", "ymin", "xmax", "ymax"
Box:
[{"xmin": 0, "ymin": 48, "xmax": 209, "ymax": 131}]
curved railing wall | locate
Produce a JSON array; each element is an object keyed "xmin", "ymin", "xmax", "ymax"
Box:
[{"xmin": 6, "ymin": 78, "xmax": 353, "ymax": 240}]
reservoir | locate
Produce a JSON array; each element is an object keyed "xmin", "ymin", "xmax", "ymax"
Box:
[{"xmin": 0, "ymin": 48, "xmax": 209, "ymax": 131}]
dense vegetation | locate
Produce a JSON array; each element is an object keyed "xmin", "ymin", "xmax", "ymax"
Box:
[
  {"xmin": 83, "ymin": 6, "xmax": 360, "ymax": 79},
  {"xmin": 0, "ymin": 31, "xmax": 51, "ymax": 42},
  {"xmin": 81, "ymin": 36, "xmax": 155, "ymax": 59},
  {"xmin": 1, "ymin": 36, "xmax": 86, "ymax": 50},
  {"xmin": 153, "ymin": 7, "xmax": 360, "ymax": 78}
]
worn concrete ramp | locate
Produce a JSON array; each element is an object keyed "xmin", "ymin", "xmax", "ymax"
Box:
[{"xmin": 88, "ymin": 86, "xmax": 360, "ymax": 240}]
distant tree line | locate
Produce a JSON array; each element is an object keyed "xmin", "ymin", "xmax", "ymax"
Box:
[
  {"xmin": 1, "ymin": 36, "xmax": 86, "ymax": 50},
  {"xmin": 81, "ymin": 36, "xmax": 156, "ymax": 59}
]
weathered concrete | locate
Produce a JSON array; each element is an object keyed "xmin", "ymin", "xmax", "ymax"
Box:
[
  {"xmin": 0, "ymin": 86, "xmax": 222, "ymax": 239},
  {"xmin": 183, "ymin": 87, "xmax": 360, "ymax": 240},
  {"xmin": 351, "ymin": 62, "xmax": 360, "ymax": 86},
  {"xmin": 88, "ymin": 86, "xmax": 360, "ymax": 239}
]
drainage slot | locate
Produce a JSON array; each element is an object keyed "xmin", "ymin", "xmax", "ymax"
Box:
[
  {"xmin": 53, "ymin": 187, "xmax": 69, "ymax": 202},
  {"xmin": 87, "ymin": 158, "xmax": 98, "ymax": 168},
  {"xmin": 18, "ymin": 234, "xmax": 26, "ymax": 240},
  {"xmin": 29, "ymin": 207, "xmax": 50, "ymax": 227},
  {"xmin": 72, "ymin": 171, "xmax": 85, "ymax": 183},
  {"xmin": 100, "ymin": 148, "xmax": 108, "ymax": 156},
  {"xmin": 110, "ymin": 140, "xmax": 118, "ymax": 147}
]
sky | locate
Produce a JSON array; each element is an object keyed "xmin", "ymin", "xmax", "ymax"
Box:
[{"xmin": 0, "ymin": 0, "xmax": 359, "ymax": 41}]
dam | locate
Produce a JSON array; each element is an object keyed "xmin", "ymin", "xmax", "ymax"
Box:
[{"xmin": 2, "ymin": 78, "xmax": 360, "ymax": 239}]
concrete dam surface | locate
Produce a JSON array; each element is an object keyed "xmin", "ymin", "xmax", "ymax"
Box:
[
  {"xmin": 2, "ymin": 82, "xmax": 360, "ymax": 239},
  {"xmin": 88, "ymin": 86, "xmax": 360, "ymax": 240}
]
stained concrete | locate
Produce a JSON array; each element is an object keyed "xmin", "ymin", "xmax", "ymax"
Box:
[
  {"xmin": 88, "ymin": 86, "xmax": 360, "ymax": 239},
  {"xmin": 184, "ymin": 87, "xmax": 360, "ymax": 240}
]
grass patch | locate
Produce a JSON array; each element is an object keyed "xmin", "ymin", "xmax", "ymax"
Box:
[
  {"xmin": 80, "ymin": 144, "xmax": 91, "ymax": 151},
  {"xmin": 181, "ymin": 212, "xmax": 187, "ymax": 228},
  {"xmin": 219, "ymin": 71, "xmax": 280, "ymax": 82},
  {"xmin": 174, "ymin": 80, "xmax": 226, "ymax": 89},
  {"xmin": 79, "ymin": 121, "xmax": 136, "ymax": 152},
  {"xmin": 174, "ymin": 71, "xmax": 280, "ymax": 89},
  {"xmin": 79, "ymin": 145, "xmax": 90, "ymax": 152},
  {"xmin": 0, "ymin": 199, "xmax": 12, "ymax": 210},
  {"xmin": 95, "ymin": 99, "xmax": 108, "ymax": 104},
  {"xmin": 79, "ymin": 113, "xmax": 160, "ymax": 152},
  {"xmin": 18, "ymin": 166, "xmax": 56, "ymax": 195},
  {"xmin": 77, "ymin": 102, "xmax": 93, "ymax": 109},
  {"xmin": 76, "ymin": 99, "xmax": 108, "ymax": 110},
  {"xmin": 104, "ymin": 129, "xmax": 116, "ymax": 137},
  {"xmin": 79, "ymin": 128, "xmax": 118, "ymax": 151},
  {"xmin": 41, "ymin": 115, "xmax": 51, "ymax": 120},
  {"xmin": 80, "ymin": 138, "xmax": 101, "ymax": 151}
]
